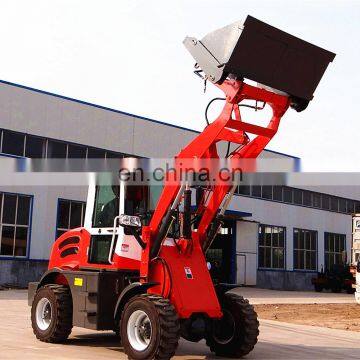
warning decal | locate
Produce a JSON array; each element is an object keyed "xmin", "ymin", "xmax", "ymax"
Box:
[{"xmin": 74, "ymin": 277, "xmax": 83, "ymax": 287}]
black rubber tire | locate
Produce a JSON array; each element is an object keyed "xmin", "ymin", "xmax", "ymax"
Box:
[
  {"xmin": 120, "ymin": 294, "xmax": 180, "ymax": 360},
  {"xmin": 31, "ymin": 284, "xmax": 73, "ymax": 343},
  {"xmin": 314, "ymin": 285, "xmax": 323, "ymax": 292},
  {"xmin": 206, "ymin": 293, "xmax": 259, "ymax": 358}
]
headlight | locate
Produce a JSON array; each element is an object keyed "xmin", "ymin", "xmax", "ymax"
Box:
[{"xmin": 119, "ymin": 214, "xmax": 141, "ymax": 227}]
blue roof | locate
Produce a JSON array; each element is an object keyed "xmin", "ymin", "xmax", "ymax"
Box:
[{"xmin": 0, "ymin": 78, "xmax": 299, "ymax": 160}]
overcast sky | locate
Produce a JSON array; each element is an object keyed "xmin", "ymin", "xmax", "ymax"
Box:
[{"xmin": 0, "ymin": 0, "xmax": 359, "ymax": 171}]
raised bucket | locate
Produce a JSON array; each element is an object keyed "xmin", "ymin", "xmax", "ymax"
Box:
[{"xmin": 184, "ymin": 15, "xmax": 335, "ymax": 107}]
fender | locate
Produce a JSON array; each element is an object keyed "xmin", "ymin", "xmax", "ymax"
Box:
[
  {"xmin": 28, "ymin": 268, "xmax": 69, "ymax": 305},
  {"xmin": 113, "ymin": 282, "xmax": 158, "ymax": 323}
]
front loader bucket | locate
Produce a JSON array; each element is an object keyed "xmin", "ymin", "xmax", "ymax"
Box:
[{"xmin": 184, "ymin": 15, "xmax": 335, "ymax": 106}]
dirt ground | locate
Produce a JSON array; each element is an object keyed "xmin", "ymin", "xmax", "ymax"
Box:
[{"xmin": 254, "ymin": 303, "xmax": 360, "ymax": 332}]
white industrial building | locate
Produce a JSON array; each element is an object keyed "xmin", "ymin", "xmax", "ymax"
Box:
[{"xmin": 0, "ymin": 79, "xmax": 358, "ymax": 290}]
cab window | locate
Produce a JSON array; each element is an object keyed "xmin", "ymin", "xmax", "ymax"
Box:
[
  {"xmin": 92, "ymin": 185, "xmax": 120, "ymax": 228},
  {"xmin": 124, "ymin": 185, "xmax": 149, "ymax": 217}
]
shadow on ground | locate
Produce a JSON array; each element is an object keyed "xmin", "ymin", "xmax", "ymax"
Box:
[
  {"xmin": 66, "ymin": 332, "xmax": 224, "ymax": 359},
  {"xmin": 65, "ymin": 331, "xmax": 358, "ymax": 360}
]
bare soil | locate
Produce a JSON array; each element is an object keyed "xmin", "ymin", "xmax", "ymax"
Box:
[{"xmin": 254, "ymin": 303, "xmax": 360, "ymax": 332}]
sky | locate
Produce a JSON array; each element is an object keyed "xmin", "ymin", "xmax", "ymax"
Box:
[{"xmin": 0, "ymin": 0, "xmax": 359, "ymax": 171}]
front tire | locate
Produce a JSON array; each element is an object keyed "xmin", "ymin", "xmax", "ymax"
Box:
[
  {"xmin": 31, "ymin": 284, "xmax": 73, "ymax": 343},
  {"xmin": 120, "ymin": 294, "xmax": 180, "ymax": 360},
  {"xmin": 206, "ymin": 293, "xmax": 259, "ymax": 358}
]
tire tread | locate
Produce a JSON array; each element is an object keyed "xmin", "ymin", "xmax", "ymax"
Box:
[
  {"xmin": 121, "ymin": 294, "xmax": 180, "ymax": 360},
  {"xmin": 206, "ymin": 293, "xmax": 259, "ymax": 358}
]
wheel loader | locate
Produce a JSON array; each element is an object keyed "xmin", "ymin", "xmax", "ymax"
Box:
[{"xmin": 28, "ymin": 16, "xmax": 335, "ymax": 359}]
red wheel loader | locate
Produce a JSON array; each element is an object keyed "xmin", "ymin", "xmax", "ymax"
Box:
[{"xmin": 28, "ymin": 16, "xmax": 335, "ymax": 359}]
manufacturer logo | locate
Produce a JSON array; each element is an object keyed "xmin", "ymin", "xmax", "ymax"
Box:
[
  {"xmin": 121, "ymin": 244, "xmax": 130, "ymax": 252},
  {"xmin": 184, "ymin": 267, "xmax": 193, "ymax": 280}
]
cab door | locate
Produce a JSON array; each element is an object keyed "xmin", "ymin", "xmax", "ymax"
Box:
[
  {"xmin": 83, "ymin": 174, "xmax": 123, "ymax": 265},
  {"xmin": 83, "ymin": 175, "xmax": 142, "ymax": 268}
]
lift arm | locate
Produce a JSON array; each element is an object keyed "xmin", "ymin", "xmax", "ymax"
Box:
[{"xmin": 146, "ymin": 79, "xmax": 289, "ymax": 254}]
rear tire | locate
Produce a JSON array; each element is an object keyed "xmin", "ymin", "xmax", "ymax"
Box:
[
  {"xmin": 31, "ymin": 284, "xmax": 73, "ymax": 343},
  {"xmin": 206, "ymin": 293, "xmax": 259, "ymax": 358},
  {"xmin": 314, "ymin": 284, "xmax": 323, "ymax": 292},
  {"xmin": 120, "ymin": 294, "xmax": 180, "ymax": 360}
]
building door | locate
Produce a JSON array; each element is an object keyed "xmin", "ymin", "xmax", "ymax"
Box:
[
  {"xmin": 236, "ymin": 220, "xmax": 259, "ymax": 286},
  {"xmin": 206, "ymin": 221, "xmax": 236, "ymax": 284}
]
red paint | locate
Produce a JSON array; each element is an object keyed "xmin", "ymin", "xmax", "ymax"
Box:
[{"xmin": 49, "ymin": 228, "xmax": 140, "ymax": 271}]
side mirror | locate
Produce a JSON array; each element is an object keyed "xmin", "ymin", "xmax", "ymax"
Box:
[{"xmin": 119, "ymin": 214, "xmax": 142, "ymax": 228}]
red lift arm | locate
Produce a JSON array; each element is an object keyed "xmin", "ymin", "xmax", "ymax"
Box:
[{"xmin": 150, "ymin": 79, "xmax": 289, "ymax": 243}]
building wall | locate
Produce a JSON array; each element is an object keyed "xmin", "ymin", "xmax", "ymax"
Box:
[
  {"xmin": 231, "ymin": 195, "xmax": 352, "ymax": 290},
  {"xmin": 0, "ymin": 81, "xmax": 198, "ymax": 158},
  {"xmin": 0, "ymin": 259, "xmax": 48, "ymax": 287}
]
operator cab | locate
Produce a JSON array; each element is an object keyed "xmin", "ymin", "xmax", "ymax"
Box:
[{"xmin": 83, "ymin": 174, "xmax": 161, "ymax": 267}]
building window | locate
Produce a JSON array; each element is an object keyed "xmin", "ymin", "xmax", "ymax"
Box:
[
  {"xmin": 330, "ymin": 197, "xmax": 339, "ymax": 212},
  {"xmin": 356, "ymin": 202, "xmax": 360, "ymax": 213},
  {"xmin": 251, "ymin": 186, "xmax": 261, "ymax": 198},
  {"xmin": 293, "ymin": 189, "xmax": 302, "ymax": 205},
  {"xmin": 303, "ymin": 191, "xmax": 312, "ymax": 206},
  {"xmin": 283, "ymin": 187, "xmax": 293, "ymax": 203},
  {"xmin": 321, "ymin": 195, "xmax": 330, "ymax": 210},
  {"xmin": 56, "ymin": 199, "xmax": 86, "ymax": 239},
  {"xmin": 1, "ymin": 130, "xmax": 25, "ymax": 157},
  {"xmin": 324, "ymin": 232, "xmax": 346, "ymax": 270},
  {"xmin": 261, "ymin": 186, "xmax": 272, "ymax": 200},
  {"xmin": 294, "ymin": 228, "xmax": 317, "ymax": 271},
  {"xmin": 67, "ymin": 144, "xmax": 87, "ymax": 158},
  {"xmin": 338, "ymin": 199, "xmax": 346, "ymax": 213},
  {"xmin": 273, "ymin": 186, "xmax": 283, "ymax": 201},
  {"xmin": 0, "ymin": 193, "xmax": 32, "ymax": 257},
  {"xmin": 106, "ymin": 151, "xmax": 124, "ymax": 159},
  {"xmin": 258, "ymin": 224, "xmax": 286, "ymax": 269},
  {"xmin": 347, "ymin": 200, "xmax": 355, "ymax": 214},
  {"xmin": 25, "ymin": 135, "xmax": 45, "ymax": 158},
  {"xmin": 47, "ymin": 140, "xmax": 67, "ymax": 158},
  {"xmin": 237, "ymin": 186, "xmax": 250, "ymax": 196},
  {"xmin": 313, "ymin": 193, "xmax": 321, "ymax": 208},
  {"xmin": 87, "ymin": 147, "xmax": 106, "ymax": 158}
]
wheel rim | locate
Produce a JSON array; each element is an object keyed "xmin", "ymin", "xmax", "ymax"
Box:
[
  {"xmin": 127, "ymin": 310, "xmax": 152, "ymax": 351},
  {"xmin": 213, "ymin": 309, "xmax": 236, "ymax": 344},
  {"xmin": 36, "ymin": 297, "xmax": 52, "ymax": 331}
]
